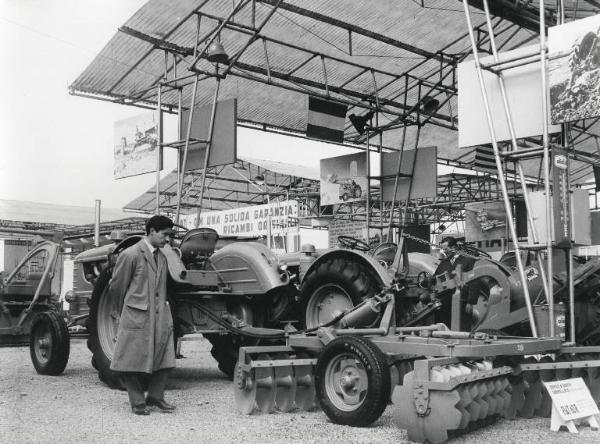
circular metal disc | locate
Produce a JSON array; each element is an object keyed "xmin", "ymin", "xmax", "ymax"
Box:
[
  {"xmin": 233, "ymin": 362, "xmax": 257, "ymax": 415},
  {"xmin": 466, "ymin": 383, "xmax": 482, "ymax": 422},
  {"xmin": 274, "ymin": 354, "xmax": 296, "ymax": 412},
  {"xmin": 255, "ymin": 354, "xmax": 277, "ymax": 413},
  {"xmin": 456, "ymin": 386, "xmax": 472, "ymax": 429},
  {"xmin": 295, "ymin": 365, "xmax": 316, "ymax": 411}
]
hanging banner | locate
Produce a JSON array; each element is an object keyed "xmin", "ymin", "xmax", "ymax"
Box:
[
  {"xmin": 179, "ymin": 200, "xmax": 298, "ymax": 237},
  {"xmin": 320, "ymin": 153, "xmax": 367, "ymax": 206},
  {"xmin": 552, "ymin": 147, "xmax": 571, "ymax": 248},
  {"xmin": 113, "ymin": 112, "xmax": 161, "ymax": 179}
]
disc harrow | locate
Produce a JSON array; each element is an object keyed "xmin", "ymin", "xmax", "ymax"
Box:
[
  {"xmin": 393, "ymin": 358, "xmax": 513, "ymax": 443},
  {"xmin": 233, "ymin": 346, "xmax": 318, "ymax": 414},
  {"xmin": 512, "ymin": 352, "xmax": 600, "ymax": 419}
]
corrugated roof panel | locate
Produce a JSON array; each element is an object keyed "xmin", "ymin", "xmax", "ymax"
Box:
[{"xmin": 69, "ymin": 0, "xmax": 561, "ymax": 168}]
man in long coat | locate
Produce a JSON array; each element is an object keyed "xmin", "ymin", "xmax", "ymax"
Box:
[{"xmin": 109, "ymin": 215, "xmax": 176, "ymax": 415}]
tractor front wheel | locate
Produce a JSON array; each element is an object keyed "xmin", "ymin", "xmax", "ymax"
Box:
[{"xmin": 29, "ymin": 310, "xmax": 70, "ymax": 375}]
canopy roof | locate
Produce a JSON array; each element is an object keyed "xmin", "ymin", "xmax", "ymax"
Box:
[
  {"xmin": 125, "ymin": 156, "xmax": 320, "ymax": 213},
  {"xmin": 70, "ymin": 1, "xmax": 600, "ymax": 188}
]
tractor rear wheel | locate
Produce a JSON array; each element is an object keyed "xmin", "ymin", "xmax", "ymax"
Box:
[
  {"xmin": 315, "ymin": 335, "xmax": 390, "ymax": 426},
  {"xmin": 299, "ymin": 257, "xmax": 381, "ymax": 329},
  {"xmin": 87, "ymin": 268, "xmax": 124, "ymax": 389},
  {"xmin": 29, "ymin": 310, "xmax": 70, "ymax": 375}
]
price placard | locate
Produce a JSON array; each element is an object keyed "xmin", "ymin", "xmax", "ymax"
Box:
[{"xmin": 543, "ymin": 378, "xmax": 599, "ymax": 421}]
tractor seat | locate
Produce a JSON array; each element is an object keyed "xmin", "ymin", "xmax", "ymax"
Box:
[{"xmin": 179, "ymin": 228, "xmax": 219, "ymax": 264}]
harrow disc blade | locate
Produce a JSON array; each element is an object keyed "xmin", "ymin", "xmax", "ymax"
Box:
[
  {"xmin": 535, "ymin": 356, "xmax": 555, "ymax": 417},
  {"xmin": 233, "ymin": 362, "xmax": 257, "ymax": 415},
  {"xmin": 520, "ymin": 379, "xmax": 543, "ymax": 418},
  {"xmin": 505, "ymin": 375, "xmax": 525, "ymax": 419},
  {"xmin": 473, "ymin": 382, "xmax": 489, "ymax": 420},
  {"xmin": 393, "ymin": 373, "xmax": 463, "ymax": 444},
  {"xmin": 465, "ymin": 383, "xmax": 482, "ymax": 422},
  {"xmin": 456, "ymin": 386, "xmax": 472, "ymax": 429},
  {"xmin": 519, "ymin": 357, "xmax": 542, "ymax": 418},
  {"xmin": 485, "ymin": 380, "xmax": 497, "ymax": 416},
  {"xmin": 254, "ymin": 354, "xmax": 277, "ymax": 413},
  {"xmin": 586, "ymin": 356, "xmax": 600, "ymax": 402},
  {"xmin": 295, "ymin": 364, "xmax": 317, "ymax": 411},
  {"xmin": 497, "ymin": 377, "xmax": 512, "ymax": 416},
  {"xmin": 274, "ymin": 354, "xmax": 297, "ymax": 413}
]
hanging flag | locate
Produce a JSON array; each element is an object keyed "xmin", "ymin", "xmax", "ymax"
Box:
[
  {"xmin": 594, "ymin": 166, "xmax": 600, "ymax": 192},
  {"xmin": 306, "ymin": 96, "xmax": 347, "ymax": 143},
  {"xmin": 473, "ymin": 145, "xmax": 497, "ymax": 174}
]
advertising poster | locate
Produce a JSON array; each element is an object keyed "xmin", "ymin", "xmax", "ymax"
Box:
[
  {"xmin": 180, "ymin": 200, "xmax": 298, "ymax": 237},
  {"xmin": 465, "ymin": 201, "xmax": 507, "ymax": 242},
  {"xmin": 549, "ymin": 14, "xmax": 600, "ymax": 123},
  {"xmin": 320, "ymin": 153, "xmax": 367, "ymax": 206},
  {"xmin": 114, "ymin": 112, "xmax": 160, "ymax": 179}
]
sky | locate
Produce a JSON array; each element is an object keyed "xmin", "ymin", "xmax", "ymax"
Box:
[{"xmin": 0, "ymin": 0, "xmax": 357, "ymax": 210}]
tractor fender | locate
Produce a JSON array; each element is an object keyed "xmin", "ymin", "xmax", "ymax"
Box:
[
  {"xmin": 207, "ymin": 242, "xmax": 290, "ymax": 294},
  {"xmin": 301, "ymin": 249, "xmax": 393, "ymax": 288}
]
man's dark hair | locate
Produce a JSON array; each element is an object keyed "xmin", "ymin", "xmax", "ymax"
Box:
[
  {"xmin": 441, "ymin": 236, "xmax": 457, "ymax": 248},
  {"xmin": 145, "ymin": 215, "xmax": 174, "ymax": 235}
]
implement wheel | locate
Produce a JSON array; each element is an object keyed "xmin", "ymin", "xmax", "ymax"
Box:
[
  {"xmin": 315, "ymin": 335, "xmax": 390, "ymax": 426},
  {"xmin": 29, "ymin": 311, "xmax": 70, "ymax": 375},
  {"xmin": 87, "ymin": 268, "xmax": 123, "ymax": 389}
]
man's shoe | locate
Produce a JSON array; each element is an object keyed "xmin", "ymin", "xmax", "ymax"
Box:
[
  {"xmin": 132, "ymin": 404, "xmax": 151, "ymax": 415},
  {"xmin": 146, "ymin": 397, "xmax": 176, "ymax": 411}
]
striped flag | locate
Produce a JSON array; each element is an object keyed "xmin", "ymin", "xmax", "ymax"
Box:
[
  {"xmin": 306, "ymin": 96, "xmax": 347, "ymax": 143},
  {"xmin": 473, "ymin": 145, "xmax": 497, "ymax": 174}
]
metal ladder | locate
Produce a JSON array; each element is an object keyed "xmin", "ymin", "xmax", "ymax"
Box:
[{"xmin": 461, "ymin": 0, "xmax": 562, "ymax": 338}]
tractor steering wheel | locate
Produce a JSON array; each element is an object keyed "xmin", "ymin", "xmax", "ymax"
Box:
[
  {"xmin": 337, "ymin": 235, "xmax": 370, "ymax": 252},
  {"xmin": 458, "ymin": 244, "xmax": 491, "ymax": 259}
]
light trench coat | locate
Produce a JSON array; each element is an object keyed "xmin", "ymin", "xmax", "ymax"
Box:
[{"xmin": 109, "ymin": 240, "xmax": 175, "ymax": 373}]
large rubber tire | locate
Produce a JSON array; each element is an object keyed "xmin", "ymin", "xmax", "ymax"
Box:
[
  {"xmin": 299, "ymin": 257, "xmax": 381, "ymax": 329},
  {"xmin": 29, "ymin": 311, "xmax": 70, "ymax": 375},
  {"xmin": 205, "ymin": 335, "xmax": 239, "ymax": 379},
  {"xmin": 205, "ymin": 301, "xmax": 264, "ymax": 380},
  {"xmin": 315, "ymin": 335, "xmax": 390, "ymax": 426},
  {"xmin": 86, "ymin": 268, "xmax": 124, "ymax": 389}
]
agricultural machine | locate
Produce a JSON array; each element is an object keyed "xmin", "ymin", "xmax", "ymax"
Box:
[
  {"xmin": 0, "ymin": 241, "xmax": 70, "ymax": 375},
  {"xmin": 232, "ymin": 234, "xmax": 600, "ymax": 443},
  {"xmin": 74, "ymin": 227, "xmax": 297, "ymax": 387}
]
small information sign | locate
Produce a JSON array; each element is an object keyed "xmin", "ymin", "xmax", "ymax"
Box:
[{"xmin": 543, "ymin": 377, "xmax": 599, "ymax": 433}]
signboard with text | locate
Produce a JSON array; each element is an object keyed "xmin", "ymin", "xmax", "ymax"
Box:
[
  {"xmin": 180, "ymin": 200, "xmax": 298, "ymax": 237},
  {"xmin": 552, "ymin": 147, "xmax": 571, "ymax": 248},
  {"xmin": 543, "ymin": 377, "xmax": 599, "ymax": 433}
]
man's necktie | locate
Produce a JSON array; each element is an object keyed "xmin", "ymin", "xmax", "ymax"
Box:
[{"xmin": 153, "ymin": 248, "xmax": 159, "ymax": 266}]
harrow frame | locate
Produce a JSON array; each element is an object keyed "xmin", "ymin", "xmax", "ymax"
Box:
[{"xmin": 233, "ymin": 286, "xmax": 600, "ymax": 443}]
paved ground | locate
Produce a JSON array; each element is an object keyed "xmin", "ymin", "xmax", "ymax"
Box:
[{"xmin": 1, "ymin": 338, "xmax": 599, "ymax": 444}]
